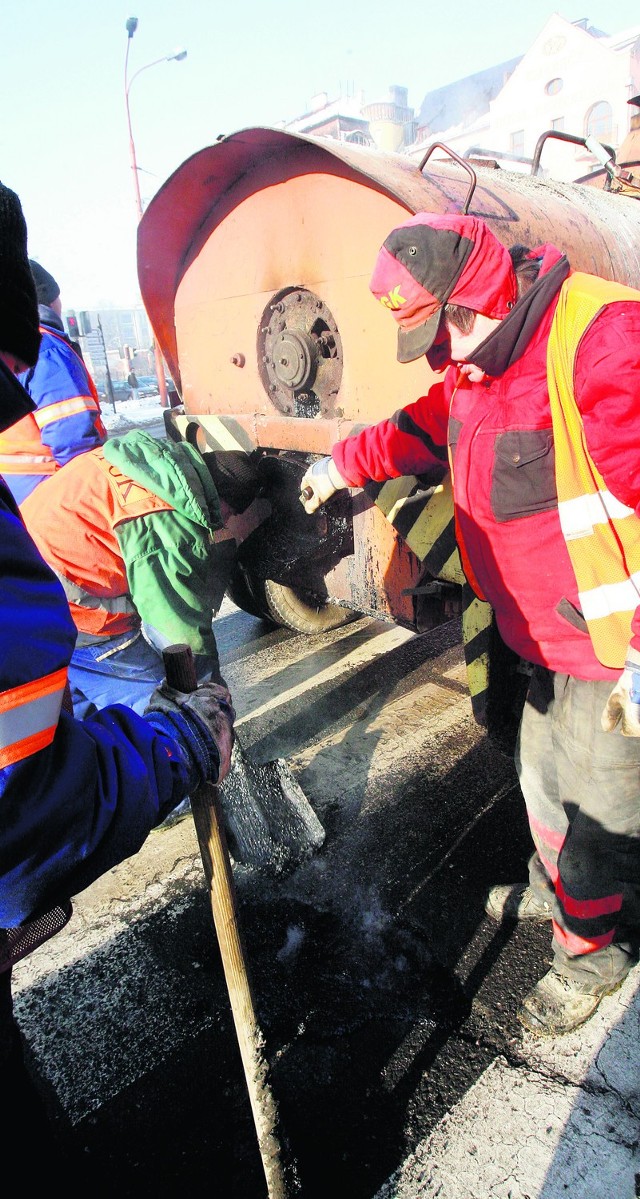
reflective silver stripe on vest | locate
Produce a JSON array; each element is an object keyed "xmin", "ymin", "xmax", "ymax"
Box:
[
  {"xmin": 558, "ymin": 489, "xmax": 634, "ymax": 541},
  {"xmin": 53, "ymin": 570, "xmax": 136, "ymax": 616},
  {"xmin": 0, "ymin": 453, "xmax": 54, "ymax": 466},
  {"xmin": 0, "ymin": 687, "xmax": 63, "ymax": 753},
  {"xmin": 579, "ymin": 571, "xmax": 640, "ymax": 621}
]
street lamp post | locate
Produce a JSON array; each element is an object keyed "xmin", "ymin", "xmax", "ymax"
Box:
[{"xmin": 124, "ymin": 17, "xmax": 186, "ymax": 408}]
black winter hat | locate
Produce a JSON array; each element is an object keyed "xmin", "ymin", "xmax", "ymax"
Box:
[
  {"xmin": 0, "ymin": 183, "xmax": 40, "ymax": 367},
  {"xmin": 29, "ymin": 258, "xmax": 60, "ymax": 307}
]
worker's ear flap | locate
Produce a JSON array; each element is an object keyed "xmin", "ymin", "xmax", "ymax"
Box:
[{"xmin": 0, "ymin": 357, "xmax": 36, "ymax": 432}]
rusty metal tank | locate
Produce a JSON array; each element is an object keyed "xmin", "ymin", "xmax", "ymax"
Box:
[{"xmin": 137, "ymin": 126, "xmax": 640, "ymax": 635}]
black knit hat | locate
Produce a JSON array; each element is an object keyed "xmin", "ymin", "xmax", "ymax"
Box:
[
  {"xmin": 0, "ymin": 182, "xmax": 40, "ymax": 367},
  {"xmin": 29, "ymin": 258, "xmax": 60, "ymax": 306}
]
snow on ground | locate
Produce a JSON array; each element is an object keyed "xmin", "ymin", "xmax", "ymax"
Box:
[{"xmin": 101, "ymin": 394, "xmax": 169, "ymax": 434}]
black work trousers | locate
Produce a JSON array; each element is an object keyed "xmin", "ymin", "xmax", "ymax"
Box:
[{"xmin": 516, "ymin": 666, "xmax": 640, "ymax": 989}]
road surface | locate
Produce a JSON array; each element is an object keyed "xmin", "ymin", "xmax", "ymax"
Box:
[{"xmin": 14, "ymin": 503, "xmax": 640, "ymax": 1197}]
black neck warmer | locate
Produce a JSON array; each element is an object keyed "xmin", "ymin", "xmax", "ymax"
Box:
[
  {"xmin": 38, "ymin": 303, "xmax": 65, "ymax": 333},
  {"xmin": 471, "ymin": 254, "xmax": 571, "ymax": 377}
]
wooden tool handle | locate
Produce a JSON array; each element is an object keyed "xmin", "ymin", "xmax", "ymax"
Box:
[
  {"xmin": 161, "ymin": 644, "xmax": 292, "ymax": 1198},
  {"xmin": 163, "ymin": 642, "xmax": 198, "ymax": 692}
]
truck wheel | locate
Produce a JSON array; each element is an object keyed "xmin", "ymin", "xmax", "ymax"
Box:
[
  {"xmin": 226, "ymin": 566, "xmax": 269, "ymax": 620},
  {"xmin": 263, "ymin": 580, "xmax": 357, "ymax": 634}
]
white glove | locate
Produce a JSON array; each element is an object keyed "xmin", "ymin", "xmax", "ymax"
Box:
[
  {"xmin": 601, "ymin": 645, "xmax": 640, "ymax": 736},
  {"xmin": 299, "ymin": 456, "xmax": 348, "ymax": 514}
]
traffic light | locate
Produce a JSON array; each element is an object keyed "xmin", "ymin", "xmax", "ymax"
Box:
[
  {"xmin": 123, "ymin": 344, "xmax": 136, "ymax": 363},
  {"xmin": 65, "ymin": 310, "xmax": 80, "ymax": 340},
  {"xmin": 79, "ymin": 311, "xmax": 92, "ymax": 335}
]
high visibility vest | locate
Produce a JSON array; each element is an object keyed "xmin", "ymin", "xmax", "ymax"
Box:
[
  {"xmin": 547, "ymin": 272, "xmax": 640, "ymax": 668},
  {"xmin": 21, "ymin": 447, "xmax": 173, "ymax": 640}
]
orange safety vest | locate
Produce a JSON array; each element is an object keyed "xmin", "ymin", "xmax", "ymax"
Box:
[
  {"xmin": 21, "ymin": 447, "xmax": 174, "ymax": 640},
  {"xmin": 547, "ymin": 272, "xmax": 640, "ymax": 668}
]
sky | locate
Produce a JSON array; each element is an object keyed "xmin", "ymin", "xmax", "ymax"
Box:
[{"xmin": 2, "ymin": 1, "xmax": 640, "ymax": 312}]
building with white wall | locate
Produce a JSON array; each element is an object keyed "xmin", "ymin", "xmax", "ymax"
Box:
[
  {"xmin": 428, "ymin": 15, "xmax": 640, "ymax": 181},
  {"xmin": 285, "ymin": 15, "xmax": 640, "ymax": 184}
]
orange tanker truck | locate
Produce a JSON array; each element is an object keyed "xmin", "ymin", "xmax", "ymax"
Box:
[{"xmin": 137, "ymin": 118, "xmax": 640, "ymax": 728}]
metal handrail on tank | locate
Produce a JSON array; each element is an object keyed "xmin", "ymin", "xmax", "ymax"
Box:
[
  {"xmin": 418, "ymin": 142, "xmax": 477, "ymax": 213},
  {"xmin": 531, "ymin": 129, "xmax": 616, "ymax": 183}
]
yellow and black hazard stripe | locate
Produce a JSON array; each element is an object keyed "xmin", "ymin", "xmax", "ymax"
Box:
[{"xmin": 365, "ymin": 472, "xmax": 495, "ymax": 728}]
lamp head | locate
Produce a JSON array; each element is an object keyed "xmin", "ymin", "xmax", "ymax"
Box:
[
  {"xmin": 126, "ymin": 16, "xmax": 138, "ymax": 38},
  {"xmin": 170, "ymin": 48, "xmax": 187, "ymax": 62}
]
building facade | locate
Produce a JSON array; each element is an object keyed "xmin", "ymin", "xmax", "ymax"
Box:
[
  {"xmin": 69, "ymin": 306, "xmax": 156, "ymax": 394},
  {"xmin": 427, "ymin": 15, "xmax": 640, "ymax": 181},
  {"xmin": 285, "ymin": 15, "xmax": 640, "ymax": 184}
]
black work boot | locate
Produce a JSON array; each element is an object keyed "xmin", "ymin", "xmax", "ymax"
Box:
[{"xmin": 484, "ymin": 882, "xmax": 553, "ymax": 923}]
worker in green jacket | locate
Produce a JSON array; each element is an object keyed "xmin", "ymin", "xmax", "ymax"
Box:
[{"xmin": 20, "ymin": 428, "xmax": 230, "ymax": 718}]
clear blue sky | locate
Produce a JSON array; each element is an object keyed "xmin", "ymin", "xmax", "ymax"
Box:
[{"xmin": 2, "ymin": 1, "xmax": 639, "ymax": 310}]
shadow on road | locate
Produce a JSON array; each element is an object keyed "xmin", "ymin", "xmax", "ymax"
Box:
[{"xmin": 15, "ymin": 607, "xmax": 555, "ymax": 1197}]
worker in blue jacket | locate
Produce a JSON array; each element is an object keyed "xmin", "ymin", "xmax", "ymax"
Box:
[
  {"xmin": 0, "ymin": 179, "xmax": 235, "ymax": 1162},
  {"xmin": 0, "ymin": 257, "xmax": 106, "ymax": 505}
]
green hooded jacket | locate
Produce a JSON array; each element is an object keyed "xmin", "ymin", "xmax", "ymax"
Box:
[{"xmin": 103, "ymin": 429, "xmax": 223, "ymax": 662}]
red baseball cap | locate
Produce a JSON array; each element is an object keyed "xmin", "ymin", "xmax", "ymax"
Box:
[{"xmin": 369, "ymin": 212, "xmax": 517, "ymax": 363}]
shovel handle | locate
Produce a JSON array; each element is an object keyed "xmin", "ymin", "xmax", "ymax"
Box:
[
  {"xmin": 162, "ymin": 644, "xmax": 292, "ymax": 1199},
  {"xmin": 163, "ymin": 642, "xmax": 199, "ymax": 693}
]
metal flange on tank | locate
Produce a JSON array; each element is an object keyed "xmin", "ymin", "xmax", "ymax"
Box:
[{"xmin": 257, "ymin": 286, "xmax": 343, "ymax": 418}]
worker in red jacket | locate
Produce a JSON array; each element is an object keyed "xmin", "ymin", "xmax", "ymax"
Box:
[
  {"xmin": 0, "ymin": 178, "xmax": 235, "ymax": 1161},
  {"xmin": 301, "ymin": 211, "xmax": 640, "ymax": 1038},
  {"xmin": 0, "ymin": 258, "xmax": 106, "ymax": 504}
]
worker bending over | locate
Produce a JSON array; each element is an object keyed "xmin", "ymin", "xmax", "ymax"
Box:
[{"xmin": 20, "ymin": 428, "xmax": 226, "ymax": 718}]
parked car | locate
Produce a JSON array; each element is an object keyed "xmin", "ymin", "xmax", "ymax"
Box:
[
  {"xmin": 98, "ymin": 376, "xmax": 170, "ymax": 404},
  {"xmin": 135, "ymin": 375, "xmax": 172, "ymax": 398},
  {"xmin": 111, "ymin": 380, "xmax": 133, "ymax": 401},
  {"xmin": 97, "ymin": 380, "xmax": 131, "ymax": 404}
]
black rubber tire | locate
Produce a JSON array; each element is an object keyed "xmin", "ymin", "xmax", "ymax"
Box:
[
  {"xmin": 262, "ymin": 579, "xmax": 357, "ymax": 634},
  {"xmin": 226, "ymin": 566, "xmax": 269, "ymax": 621},
  {"xmin": 227, "ymin": 566, "xmax": 358, "ymax": 634}
]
